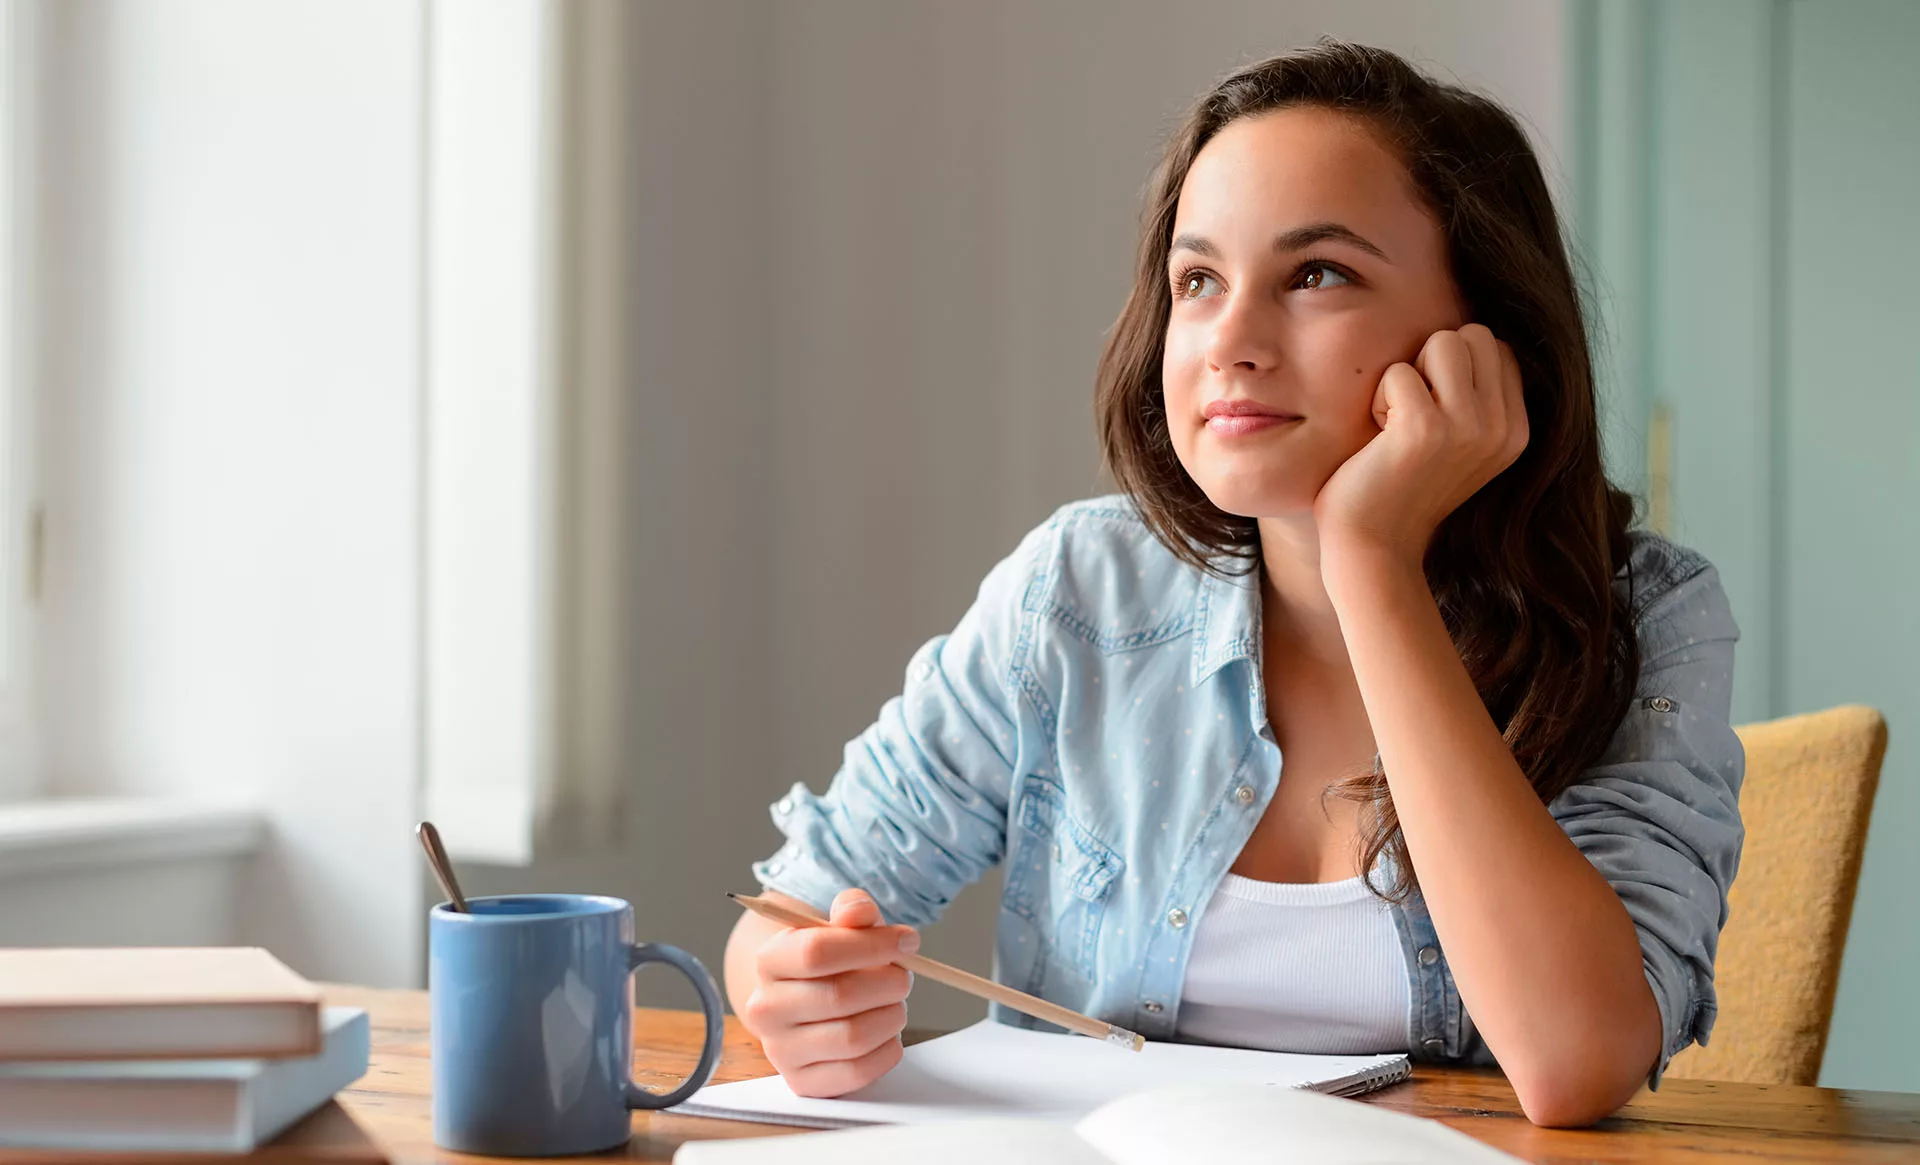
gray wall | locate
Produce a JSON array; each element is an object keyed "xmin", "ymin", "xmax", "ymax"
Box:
[{"xmin": 454, "ymin": 0, "xmax": 1572, "ymax": 1031}]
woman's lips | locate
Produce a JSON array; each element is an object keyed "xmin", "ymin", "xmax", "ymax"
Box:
[
  {"xmin": 1206, "ymin": 414, "xmax": 1301, "ymax": 435},
  {"xmin": 1202, "ymin": 399, "xmax": 1301, "ymax": 436}
]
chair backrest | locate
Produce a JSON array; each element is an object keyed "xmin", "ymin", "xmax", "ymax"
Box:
[{"xmin": 1664, "ymin": 705, "xmax": 1887, "ymax": 1086}]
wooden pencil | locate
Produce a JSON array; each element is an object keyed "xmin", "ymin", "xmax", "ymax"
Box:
[{"xmin": 727, "ymin": 892, "xmax": 1146, "ymax": 1052}]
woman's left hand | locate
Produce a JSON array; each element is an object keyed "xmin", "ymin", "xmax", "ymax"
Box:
[{"xmin": 1313, "ymin": 323, "xmax": 1529, "ymax": 570}]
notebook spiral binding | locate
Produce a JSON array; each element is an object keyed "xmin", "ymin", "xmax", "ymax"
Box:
[{"xmin": 1317, "ymin": 1057, "xmax": 1413, "ymax": 1099}]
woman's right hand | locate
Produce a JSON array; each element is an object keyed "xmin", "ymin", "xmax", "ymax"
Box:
[{"xmin": 737, "ymin": 888, "xmax": 920, "ymax": 1097}]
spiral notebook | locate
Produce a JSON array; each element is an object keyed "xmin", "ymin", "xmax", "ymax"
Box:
[{"xmin": 673, "ymin": 1019, "xmax": 1411, "ymax": 1130}]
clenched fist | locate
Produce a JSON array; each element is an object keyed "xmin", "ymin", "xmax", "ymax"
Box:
[{"xmin": 730, "ymin": 888, "xmax": 919, "ymax": 1097}]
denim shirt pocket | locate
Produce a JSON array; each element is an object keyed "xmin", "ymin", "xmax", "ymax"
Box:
[{"xmin": 1004, "ymin": 774, "xmax": 1124, "ymax": 979}]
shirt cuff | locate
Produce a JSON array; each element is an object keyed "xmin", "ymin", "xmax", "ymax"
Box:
[
  {"xmin": 752, "ymin": 836, "xmax": 848, "ymax": 915},
  {"xmin": 1641, "ymin": 939, "xmax": 1715, "ymax": 1090}
]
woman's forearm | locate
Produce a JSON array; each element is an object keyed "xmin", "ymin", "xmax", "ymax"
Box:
[{"xmin": 1323, "ymin": 544, "xmax": 1660, "ymax": 1126}]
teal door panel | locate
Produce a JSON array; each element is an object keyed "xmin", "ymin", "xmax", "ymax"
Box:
[
  {"xmin": 1779, "ymin": 0, "xmax": 1920, "ymax": 1094},
  {"xmin": 1575, "ymin": 0, "xmax": 1920, "ymax": 1091}
]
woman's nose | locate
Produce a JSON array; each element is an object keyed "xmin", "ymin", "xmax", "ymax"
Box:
[{"xmin": 1203, "ymin": 296, "xmax": 1282, "ymax": 373}]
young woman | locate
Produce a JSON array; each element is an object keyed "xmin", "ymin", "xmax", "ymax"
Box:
[{"xmin": 723, "ymin": 41, "xmax": 1743, "ymax": 1128}]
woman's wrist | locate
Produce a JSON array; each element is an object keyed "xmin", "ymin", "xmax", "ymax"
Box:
[{"xmin": 1319, "ymin": 534, "xmax": 1430, "ymax": 610}]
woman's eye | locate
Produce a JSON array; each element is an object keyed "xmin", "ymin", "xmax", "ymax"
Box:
[
  {"xmin": 1296, "ymin": 262, "xmax": 1352, "ymax": 291},
  {"xmin": 1175, "ymin": 269, "xmax": 1223, "ymax": 300}
]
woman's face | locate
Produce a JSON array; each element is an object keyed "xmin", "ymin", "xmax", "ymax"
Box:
[{"xmin": 1162, "ymin": 106, "xmax": 1466, "ymax": 520}]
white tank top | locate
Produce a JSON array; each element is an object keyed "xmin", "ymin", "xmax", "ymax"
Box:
[{"xmin": 1174, "ymin": 872, "xmax": 1410, "ymax": 1055}]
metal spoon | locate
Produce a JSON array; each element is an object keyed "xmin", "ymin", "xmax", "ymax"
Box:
[{"xmin": 415, "ymin": 821, "xmax": 470, "ymax": 913}]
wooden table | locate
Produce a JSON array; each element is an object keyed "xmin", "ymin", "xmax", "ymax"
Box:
[{"xmin": 323, "ymin": 984, "xmax": 1920, "ymax": 1163}]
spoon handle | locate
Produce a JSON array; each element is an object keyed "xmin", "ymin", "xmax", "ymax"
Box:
[{"xmin": 416, "ymin": 821, "xmax": 470, "ymax": 913}]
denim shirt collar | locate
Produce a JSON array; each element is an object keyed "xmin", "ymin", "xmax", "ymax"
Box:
[{"xmin": 1190, "ymin": 564, "xmax": 1261, "ymax": 686}]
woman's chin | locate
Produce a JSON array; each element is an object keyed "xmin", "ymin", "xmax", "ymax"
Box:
[{"xmin": 1192, "ymin": 476, "xmax": 1320, "ymax": 521}]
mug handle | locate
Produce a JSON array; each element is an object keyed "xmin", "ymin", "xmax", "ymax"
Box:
[{"xmin": 622, "ymin": 942, "xmax": 726, "ymax": 1110}]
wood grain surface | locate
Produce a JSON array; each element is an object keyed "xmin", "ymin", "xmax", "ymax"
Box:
[{"xmin": 322, "ymin": 984, "xmax": 1920, "ymax": 1163}]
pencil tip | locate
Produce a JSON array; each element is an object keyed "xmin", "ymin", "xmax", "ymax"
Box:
[{"xmin": 726, "ymin": 892, "xmax": 741, "ymax": 901}]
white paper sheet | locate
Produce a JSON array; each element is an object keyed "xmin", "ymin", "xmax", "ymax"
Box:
[
  {"xmin": 1077, "ymin": 1084, "xmax": 1527, "ymax": 1164},
  {"xmin": 673, "ymin": 1082, "xmax": 1524, "ymax": 1165},
  {"xmin": 672, "ymin": 1120, "xmax": 1108, "ymax": 1165}
]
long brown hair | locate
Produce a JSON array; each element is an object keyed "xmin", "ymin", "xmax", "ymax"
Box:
[{"xmin": 1096, "ymin": 41, "xmax": 1640, "ymax": 900}]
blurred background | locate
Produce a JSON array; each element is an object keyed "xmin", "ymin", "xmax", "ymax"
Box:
[{"xmin": 0, "ymin": 0, "xmax": 1911, "ymax": 1094}]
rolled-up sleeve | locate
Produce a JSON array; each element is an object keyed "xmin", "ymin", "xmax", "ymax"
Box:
[
  {"xmin": 752, "ymin": 526, "xmax": 1047, "ymax": 928},
  {"xmin": 1548, "ymin": 561, "xmax": 1745, "ymax": 1088}
]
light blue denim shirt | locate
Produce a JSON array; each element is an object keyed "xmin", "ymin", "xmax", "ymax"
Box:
[{"xmin": 755, "ymin": 496, "xmax": 1744, "ymax": 1085}]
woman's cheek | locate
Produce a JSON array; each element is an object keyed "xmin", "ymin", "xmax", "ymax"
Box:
[
  {"xmin": 1160, "ymin": 336, "xmax": 1206, "ymax": 451},
  {"xmin": 1160, "ymin": 329, "xmax": 1203, "ymax": 399},
  {"xmin": 1348, "ymin": 361, "xmax": 1388, "ymax": 425}
]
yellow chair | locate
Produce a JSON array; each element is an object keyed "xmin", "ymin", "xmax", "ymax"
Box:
[{"xmin": 1664, "ymin": 705, "xmax": 1887, "ymax": 1086}]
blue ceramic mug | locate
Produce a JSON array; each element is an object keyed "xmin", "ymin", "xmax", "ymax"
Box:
[{"xmin": 429, "ymin": 894, "xmax": 725, "ymax": 1156}]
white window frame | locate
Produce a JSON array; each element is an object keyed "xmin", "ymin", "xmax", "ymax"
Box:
[
  {"xmin": 420, "ymin": 0, "xmax": 631, "ymax": 863},
  {"xmin": 420, "ymin": 0, "xmax": 554, "ymax": 864},
  {"xmin": 0, "ymin": 0, "xmax": 40, "ymax": 803}
]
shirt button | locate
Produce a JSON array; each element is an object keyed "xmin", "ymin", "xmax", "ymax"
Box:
[
  {"xmin": 1234, "ymin": 784, "xmax": 1255, "ymax": 805},
  {"xmin": 1167, "ymin": 907, "xmax": 1189, "ymax": 928},
  {"xmin": 1142, "ymin": 1001, "xmax": 1165, "ymax": 1014},
  {"xmin": 776, "ymin": 795, "xmax": 795, "ymax": 815},
  {"xmin": 1648, "ymin": 696, "xmax": 1675, "ymax": 713},
  {"xmin": 1423, "ymin": 1037, "xmax": 1445, "ymax": 1055},
  {"xmin": 764, "ymin": 859, "xmax": 783, "ymax": 876},
  {"xmin": 1418, "ymin": 946, "xmax": 1441, "ymax": 966}
]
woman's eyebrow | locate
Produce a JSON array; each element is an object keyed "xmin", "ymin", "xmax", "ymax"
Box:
[{"xmin": 1169, "ymin": 222, "xmax": 1390, "ymax": 263}]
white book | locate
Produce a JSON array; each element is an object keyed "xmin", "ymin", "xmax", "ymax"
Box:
[
  {"xmin": 0, "ymin": 1006, "xmax": 370, "ymax": 1153},
  {"xmin": 673, "ymin": 1083, "xmax": 1523, "ymax": 1164},
  {"xmin": 673, "ymin": 1019, "xmax": 1411, "ymax": 1129}
]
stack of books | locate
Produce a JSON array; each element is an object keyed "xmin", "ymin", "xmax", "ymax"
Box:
[{"xmin": 0, "ymin": 948, "xmax": 371, "ymax": 1155}]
